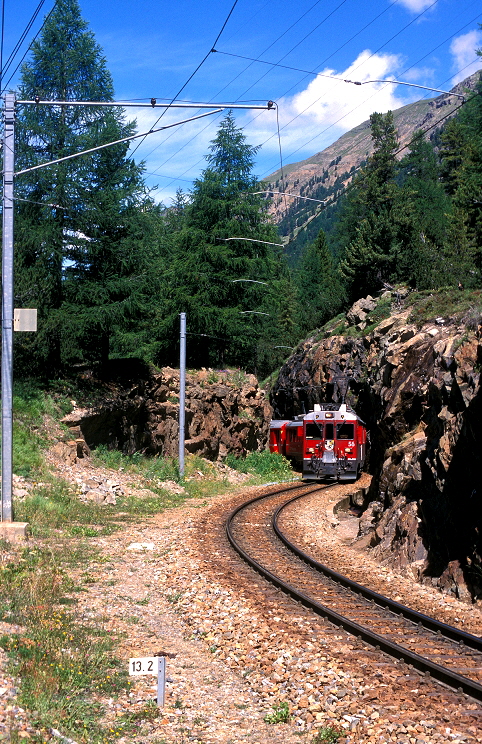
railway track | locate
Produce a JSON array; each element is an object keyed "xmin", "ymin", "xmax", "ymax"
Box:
[{"xmin": 226, "ymin": 482, "xmax": 482, "ymax": 702}]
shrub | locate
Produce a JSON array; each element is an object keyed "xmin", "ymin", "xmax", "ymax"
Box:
[{"xmin": 225, "ymin": 450, "xmax": 294, "ymax": 480}]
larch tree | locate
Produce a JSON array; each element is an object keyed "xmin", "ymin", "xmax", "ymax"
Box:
[{"xmin": 13, "ymin": 0, "xmax": 157, "ymax": 375}]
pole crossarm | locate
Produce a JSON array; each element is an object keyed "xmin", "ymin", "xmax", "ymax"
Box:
[
  {"xmin": 14, "ymin": 108, "xmax": 224, "ymax": 176},
  {"xmin": 17, "ymin": 100, "xmax": 274, "ymax": 110}
]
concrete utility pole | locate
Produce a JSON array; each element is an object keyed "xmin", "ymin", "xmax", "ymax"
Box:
[
  {"xmin": 179, "ymin": 313, "xmax": 186, "ymax": 479},
  {"xmin": 1, "ymin": 93, "xmax": 15, "ymax": 522}
]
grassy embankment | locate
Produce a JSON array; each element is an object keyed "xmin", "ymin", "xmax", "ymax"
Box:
[{"xmin": 1, "ymin": 380, "xmax": 293, "ymax": 743}]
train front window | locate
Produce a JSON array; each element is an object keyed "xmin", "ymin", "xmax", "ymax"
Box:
[
  {"xmin": 305, "ymin": 422, "xmax": 323, "ymax": 439},
  {"xmin": 325, "ymin": 423, "xmax": 334, "ymax": 439},
  {"xmin": 337, "ymin": 422, "xmax": 354, "ymax": 440}
]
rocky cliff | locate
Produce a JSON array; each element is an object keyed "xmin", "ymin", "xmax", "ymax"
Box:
[
  {"xmin": 271, "ymin": 289, "xmax": 482, "ymax": 601},
  {"xmin": 61, "ymin": 366, "xmax": 271, "ymax": 462}
]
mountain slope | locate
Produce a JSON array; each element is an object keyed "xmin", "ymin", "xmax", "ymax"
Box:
[{"xmin": 267, "ymin": 72, "xmax": 480, "ymax": 261}]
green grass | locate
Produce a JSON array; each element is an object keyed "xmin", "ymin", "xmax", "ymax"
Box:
[
  {"xmin": 312, "ymin": 725, "xmax": 343, "ymax": 743},
  {"xmin": 12, "ymin": 381, "xmax": 61, "ymax": 477},
  {"xmin": 93, "ymin": 444, "xmax": 180, "ymax": 480},
  {"xmin": 14, "ymin": 478, "xmax": 122, "ymax": 537},
  {"xmin": 5, "ymin": 379, "xmax": 298, "ymax": 740},
  {"xmin": 0, "ymin": 544, "xmax": 130, "ymax": 743}
]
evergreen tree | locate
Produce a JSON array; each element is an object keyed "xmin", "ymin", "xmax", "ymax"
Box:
[
  {"xmin": 338, "ymin": 111, "xmax": 404, "ymax": 298},
  {"xmin": 13, "ymin": 0, "xmax": 156, "ymax": 373},
  {"xmin": 440, "ymin": 66, "xmax": 482, "ymax": 276},
  {"xmin": 295, "ymin": 229, "xmax": 343, "ymax": 334},
  {"xmin": 397, "ymin": 133, "xmax": 452, "ymax": 288},
  {"xmin": 153, "ymin": 113, "xmax": 290, "ymax": 374}
]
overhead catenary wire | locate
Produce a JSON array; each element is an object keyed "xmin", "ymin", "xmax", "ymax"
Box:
[
  {"xmin": 140, "ymin": 0, "xmax": 329, "ymax": 169},
  {"xmin": 0, "ymin": 0, "xmax": 55, "ymax": 96},
  {"xmin": 149, "ymin": 0, "xmax": 352, "ymax": 192},
  {"xmin": 152, "ymin": 0, "xmax": 444, "ymax": 199},
  {"xmin": 128, "ymin": 0, "xmax": 240, "ymax": 160},
  {"xmin": 295, "ymin": 86, "xmax": 475, "ymax": 215},
  {"xmin": 14, "ymin": 108, "xmax": 224, "ymax": 176},
  {"xmin": 256, "ymin": 17, "xmax": 482, "ymax": 181},
  {"xmin": 1, "ymin": 0, "xmax": 47, "ymax": 78}
]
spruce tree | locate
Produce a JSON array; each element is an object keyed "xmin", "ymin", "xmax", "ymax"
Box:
[
  {"xmin": 338, "ymin": 111, "xmax": 403, "ymax": 298},
  {"xmin": 295, "ymin": 229, "xmax": 343, "ymax": 334},
  {"xmin": 397, "ymin": 134, "xmax": 451, "ymax": 288},
  {"xmin": 337, "ymin": 111, "xmax": 424, "ymax": 300},
  {"xmin": 440, "ymin": 67, "xmax": 482, "ymax": 276},
  {"xmin": 153, "ymin": 113, "xmax": 289, "ymax": 374},
  {"xmin": 13, "ymin": 0, "xmax": 156, "ymax": 374}
]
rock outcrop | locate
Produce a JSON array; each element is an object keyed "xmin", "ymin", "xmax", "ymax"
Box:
[
  {"xmin": 61, "ymin": 366, "xmax": 271, "ymax": 462},
  {"xmin": 272, "ymin": 292, "xmax": 482, "ymax": 600}
]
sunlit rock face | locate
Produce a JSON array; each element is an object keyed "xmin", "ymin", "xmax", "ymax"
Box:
[
  {"xmin": 272, "ymin": 293, "xmax": 482, "ymax": 601},
  {"xmin": 61, "ymin": 366, "xmax": 271, "ymax": 462}
]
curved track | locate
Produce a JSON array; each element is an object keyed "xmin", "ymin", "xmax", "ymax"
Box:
[{"xmin": 226, "ymin": 483, "xmax": 482, "ymax": 701}]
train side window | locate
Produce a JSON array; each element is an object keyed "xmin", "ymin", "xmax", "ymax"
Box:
[
  {"xmin": 325, "ymin": 423, "xmax": 334, "ymax": 439},
  {"xmin": 305, "ymin": 423, "xmax": 322, "ymax": 439},
  {"xmin": 337, "ymin": 422, "xmax": 354, "ymax": 440}
]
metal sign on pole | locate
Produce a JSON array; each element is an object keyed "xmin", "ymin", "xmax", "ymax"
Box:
[
  {"xmin": 1, "ymin": 93, "xmax": 16, "ymax": 522},
  {"xmin": 179, "ymin": 313, "xmax": 186, "ymax": 479},
  {"xmin": 128, "ymin": 656, "xmax": 166, "ymax": 706}
]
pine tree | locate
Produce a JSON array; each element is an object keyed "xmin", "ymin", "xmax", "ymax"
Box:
[{"xmin": 13, "ymin": 0, "xmax": 156, "ymax": 374}]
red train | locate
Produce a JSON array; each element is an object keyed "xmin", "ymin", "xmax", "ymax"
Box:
[{"xmin": 269, "ymin": 403, "xmax": 367, "ymax": 481}]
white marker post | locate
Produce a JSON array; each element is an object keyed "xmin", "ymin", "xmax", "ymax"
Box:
[{"xmin": 129, "ymin": 656, "xmax": 166, "ymax": 706}]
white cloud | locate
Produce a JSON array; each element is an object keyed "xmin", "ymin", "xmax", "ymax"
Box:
[
  {"xmin": 244, "ymin": 50, "xmax": 410, "ymax": 172},
  {"xmin": 394, "ymin": 0, "xmax": 435, "ymax": 12},
  {"xmin": 450, "ymin": 29, "xmax": 482, "ymax": 85}
]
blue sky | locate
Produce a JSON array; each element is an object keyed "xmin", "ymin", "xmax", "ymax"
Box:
[{"xmin": 6, "ymin": 0, "xmax": 482, "ymax": 205}]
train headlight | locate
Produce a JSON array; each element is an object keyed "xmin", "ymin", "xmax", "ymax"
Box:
[
  {"xmin": 307, "ymin": 447, "xmax": 315, "ymax": 454},
  {"xmin": 345, "ymin": 447, "xmax": 352, "ymax": 453}
]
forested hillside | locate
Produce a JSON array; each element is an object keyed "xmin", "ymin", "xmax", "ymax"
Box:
[{"xmin": 11, "ymin": 1, "xmax": 482, "ymax": 379}]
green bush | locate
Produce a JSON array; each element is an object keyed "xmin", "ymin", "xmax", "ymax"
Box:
[
  {"xmin": 225, "ymin": 450, "xmax": 294, "ymax": 480},
  {"xmin": 264, "ymin": 701, "xmax": 291, "ymax": 724}
]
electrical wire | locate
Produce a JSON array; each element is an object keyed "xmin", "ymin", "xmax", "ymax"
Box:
[
  {"xmin": 292, "ymin": 83, "xmax": 477, "ymax": 216},
  {"xmin": 1, "ymin": 1, "xmax": 57, "ymax": 95},
  {"xmin": 1, "ymin": 0, "xmax": 47, "ymax": 78},
  {"xmin": 256, "ymin": 13, "xmax": 482, "ymax": 181},
  {"xmin": 151, "ymin": 0, "xmax": 442, "ymax": 199},
  {"xmin": 0, "ymin": 0, "xmax": 5, "ymax": 93},
  {"xmin": 129, "ymin": 0, "xmax": 240, "ymax": 159},
  {"xmin": 140, "ymin": 0, "xmax": 338, "ymax": 177}
]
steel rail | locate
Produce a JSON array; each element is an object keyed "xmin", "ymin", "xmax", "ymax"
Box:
[
  {"xmin": 273, "ymin": 491, "xmax": 482, "ymax": 652},
  {"xmin": 226, "ymin": 486, "xmax": 482, "ymax": 702}
]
